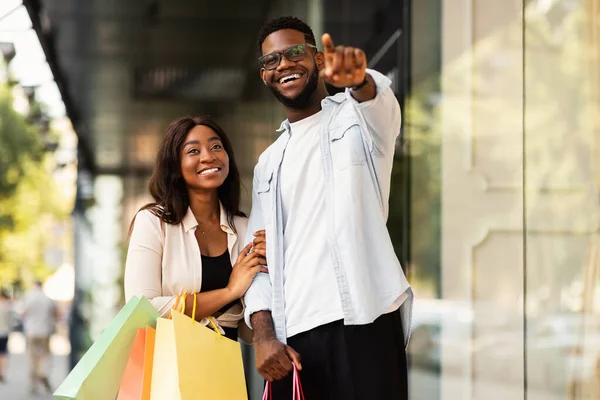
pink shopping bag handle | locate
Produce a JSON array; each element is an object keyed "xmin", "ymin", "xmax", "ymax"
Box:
[
  {"xmin": 293, "ymin": 365, "xmax": 304, "ymax": 399},
  {"xmin": 262, "ymin": 365, "xmax": 305, "ymax": 400}
]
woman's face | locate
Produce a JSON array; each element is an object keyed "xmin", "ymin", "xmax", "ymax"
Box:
[{"xmin": 180, "ymin": 125, "xmax": 230, "ymax": 192}]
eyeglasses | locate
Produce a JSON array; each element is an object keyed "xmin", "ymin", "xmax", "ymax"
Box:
[{"xmin": 258, "ymin": 43, "xmax": 318, "ymax": 71}]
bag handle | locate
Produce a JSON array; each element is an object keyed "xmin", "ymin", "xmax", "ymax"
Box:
[
  {"xmin": 262, "ymin": 365, "xmax": 304, "ymax": 400},
  {"xmin": 191, "ymin": 293, "xmax": 197, "ymax": 321},
  {"xmin": 292, "ymin": 365, "xmax": 304, "ymax": 399},
  {"xmin": 170, "ymin": 294, "xmax": 183, "ymax": 316},
  {"xmin": 172, "ymin": 293, "xmax": 223, "ymax": 339},
  {"xmin": 175, "ymin": 293, "xmax": 197, "ymax": 323},
  {"xmin": 170, "ymin": 294, "xmax": 187, "ymax": 317}
]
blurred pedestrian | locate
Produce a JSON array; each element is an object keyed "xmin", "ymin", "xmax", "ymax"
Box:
[
  {"xmin": 0, "ymin": 288, "xmax": 14, "ymax": 382},
  {"xmin": 22, "ymin": 280, "xmax": 58, "ymax": 395}
]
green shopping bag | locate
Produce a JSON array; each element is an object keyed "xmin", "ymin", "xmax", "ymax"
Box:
[{"xmin": 54, "ymin": 296, "xmax": 159, "ymax": 400}]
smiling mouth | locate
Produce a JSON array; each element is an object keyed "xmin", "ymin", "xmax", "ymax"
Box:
[
  {"xmin": 198, "ymin": 167, "xmax": 220, "ymax": 176},
  {"xmin": 278, "ymin": 73, "xmax": 302, "ymax": 85}
]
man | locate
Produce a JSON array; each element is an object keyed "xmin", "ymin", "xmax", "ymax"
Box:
[
  {"xmin": 22, "ymin": 280, "xmax": 58, "ymax": 395},
  {"xmin": 244, "ymin": 16, "xmax": 413, "ymax": 399}
]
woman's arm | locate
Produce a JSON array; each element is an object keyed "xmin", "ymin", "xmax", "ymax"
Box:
[
  {"xmin": 184, "ymin": 242, "xmax": 266, "ymax": 321},
  {"xmin": 125, "ymin": 211, "xmax": 264, "ymax": 319},
  {"xmin": 124, "ymin": 211, "xmax": 179, "ymax": 314},
  {"xmin": 182, "ymin": 288, "xmax": 237, "ymax": 321}
]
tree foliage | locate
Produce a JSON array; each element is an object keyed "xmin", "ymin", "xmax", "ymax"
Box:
[
  {"xmin": 0, "ymin": 84, "xmax": 68, "ymax": 286},
  {"xmin": 0, "ymin": 86, "xmax": 42, "ymax": 203}
]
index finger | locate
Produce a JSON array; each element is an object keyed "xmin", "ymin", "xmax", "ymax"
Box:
[
  {"xmin": 253, "ymin": 230, "xmax": 266, "ymax": 237},
  {"xmin": 321, "ymin": 33, "xmax": 335, "ymax": 54},
  {"xmin": 285, "ymin": 346, "xmax": 302, "ymax": 370},
  {"xmin": 236, "ymin": 242, "xmax": 253, "ymax": 263}
]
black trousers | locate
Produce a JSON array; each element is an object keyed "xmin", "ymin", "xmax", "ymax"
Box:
[{"xmin": 269, "ymin": 311, "xmax": 408, "ymax": 400}]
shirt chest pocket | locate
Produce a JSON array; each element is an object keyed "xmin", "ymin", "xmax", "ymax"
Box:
[
  {"xmin": 329, "ymin": 120, "xmax": 367, "ymax": 170},
  {"xmin": 256, "ymin": 172, "xmax": 274, "ymax": 223}
]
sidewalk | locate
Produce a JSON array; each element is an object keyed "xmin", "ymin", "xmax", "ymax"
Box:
[{"xmin": 0, "ymin": 332, "xmax": 69, "ymax": 400}]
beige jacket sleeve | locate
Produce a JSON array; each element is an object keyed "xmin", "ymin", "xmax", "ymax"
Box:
[{"xmin": 124, "ymin": 210, "xmax": 177, "ymax": 316}]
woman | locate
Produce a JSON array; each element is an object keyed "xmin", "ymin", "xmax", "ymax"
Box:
[{"xmin": 124, "ymin": 116, "xmax": 267, "ymax": 341}]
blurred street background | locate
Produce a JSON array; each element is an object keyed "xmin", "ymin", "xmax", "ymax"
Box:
[
  {"xmin": 0, "ymin": 0, "xmax": 599, "ymax": 399},
  {"xmin": 1, "ymin": 332, "xmax": 68, "ymax": 400}
]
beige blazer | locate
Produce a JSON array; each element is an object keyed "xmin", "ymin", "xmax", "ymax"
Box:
[{"xmin": 124, "ymin": 203, "xmax": 252, "ymax": 343}]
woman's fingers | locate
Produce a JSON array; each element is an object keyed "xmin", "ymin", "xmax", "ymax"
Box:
[
  {"xmin": 235, "ymin": 242, "xmax": 254, "ymax": 264},
  {"xmin": 251, "ymin": 265, "xmax": 269, "ymax": 274},
  {"xmin": 241, "ymin": 251, "xmax": 262, "ymax": 267}
]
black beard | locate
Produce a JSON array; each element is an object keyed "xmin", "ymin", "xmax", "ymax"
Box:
[{"xmin": 268, "ymin": 68, "xmax": 319, "ymax": 109}]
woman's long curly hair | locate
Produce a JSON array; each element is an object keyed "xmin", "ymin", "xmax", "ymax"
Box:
[{"xmin": 132, "ymin": 116, "xmax": 245, "ymax": 234}]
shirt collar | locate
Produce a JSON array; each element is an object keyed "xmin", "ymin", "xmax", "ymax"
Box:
[
  {"xmin": 277, "ymin": 119, "xmax": 290, "ymax": 134},
  {"xmin": 182, "ymin": 202, "xmax": 234, "ymax": 235},
  {"xmin": 325, "ymin": 91, "xmax": 346, "ymax": 104}
]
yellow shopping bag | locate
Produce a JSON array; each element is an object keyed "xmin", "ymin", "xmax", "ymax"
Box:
[
  {"xmin": 150, "ymin": 294, "xmax": 247, "ymax": 400},
  {"xmin": 172, "ymin": 309, "xmax": 247, "ymax": 399},
  {"xmin": 150, "ymin": 301, "xmax": 182, "ymax": 400}
]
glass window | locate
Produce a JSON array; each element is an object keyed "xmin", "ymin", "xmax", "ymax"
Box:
[{"xmin": 407, "ymin": 1, "xmax": 600, "ymax": 399}]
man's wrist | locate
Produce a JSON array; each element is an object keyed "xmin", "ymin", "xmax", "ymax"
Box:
[
  {"xmin": 250, "ymin": 310, "xmax": 277, "ymax": 343},
  {"xmin": 348, "ymin": 74, "xmax": 376, "ymax": 102},
  {"xmin": 350, "ymin": 76, "xmax": 369, "ymax": 91}
]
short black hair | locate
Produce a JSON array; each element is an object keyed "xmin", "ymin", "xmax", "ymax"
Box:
[{"xmin": 257, "ymin": 16, "xmax": 316, "ymax": 56}]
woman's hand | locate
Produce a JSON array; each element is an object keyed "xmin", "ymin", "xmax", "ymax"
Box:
[
  {"xmin": 227, "ymin": 242, "xmax": 268, "ymax": 299},
  {"xmin": 252, "ymin": 230, "xmax": 268, "ymax": 266}
]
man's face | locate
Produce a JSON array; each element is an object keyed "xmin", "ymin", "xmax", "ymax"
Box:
[{"xmin": 260, "ymin": 29, "xmax": 323, "ymax": 109}]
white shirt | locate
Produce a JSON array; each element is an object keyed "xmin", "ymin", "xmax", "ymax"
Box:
[
  {"xmin": 280, "ymin": 111, "xmax": 344, "ymax": 337},
  {"xmin": 23, "ymin": 287, "xmax": 56, "ymax": 338},
  {"xmin": 244, "ymin": 69, "xmax": 412, "ymax": 345}
]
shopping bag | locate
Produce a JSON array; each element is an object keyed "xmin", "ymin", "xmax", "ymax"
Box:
[
  {"xmin": 53, "ymin": 296, "xmax": 159, "ymax": 400},
  {"xmin": 172, "ymin": 309, "xmax": 247, "ymax": 399},
  {"xmin": 117, "ymin": 325, "xmax": 155, "ymax": 400},
  {"xmin": 262, "ymin": 365, "xmax": 304, "ymax": 400},
  {"xmin": 150, "ymin": 294, "xmax": 189, "ymax": 400},
  {"xmin": 141, "ymin": 326, "xmax": 156, "ymax": 400},
  {"xmin": 150, "ymin": 293, "xmax": 248, "ymax": 399},
  {"xmin": 117, "ymin": 328, "xmax": 146, "ymax": 400},
  {"xmin": 149, "ymin": 316, "xmax": 181, "ymax": 400}
]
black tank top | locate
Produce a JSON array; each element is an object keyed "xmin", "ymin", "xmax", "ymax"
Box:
[{"xmin": 200, "ymin": 250, "xmax": 238, "ymax": 341}]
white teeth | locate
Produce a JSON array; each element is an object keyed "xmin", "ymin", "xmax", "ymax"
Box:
[
  {"xmin": 279, "ymin": 74, "xmax": 301, "ymax": 84},
  {"xmin": 199, "ymin": 168, "xmax": 219, "ymax": 175}
]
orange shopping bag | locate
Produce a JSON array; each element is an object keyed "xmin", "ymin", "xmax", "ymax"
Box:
[
  {"xmin": 141, "ymin": 327, "xmax": 156, "ymax": 400},
  {"xmin": 118, "ymin": 326, "xmax": 156, "ymax": 400},
  {"xmin": 117, "ymin": 328, "xmax": 146, "ymax": 400}
]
